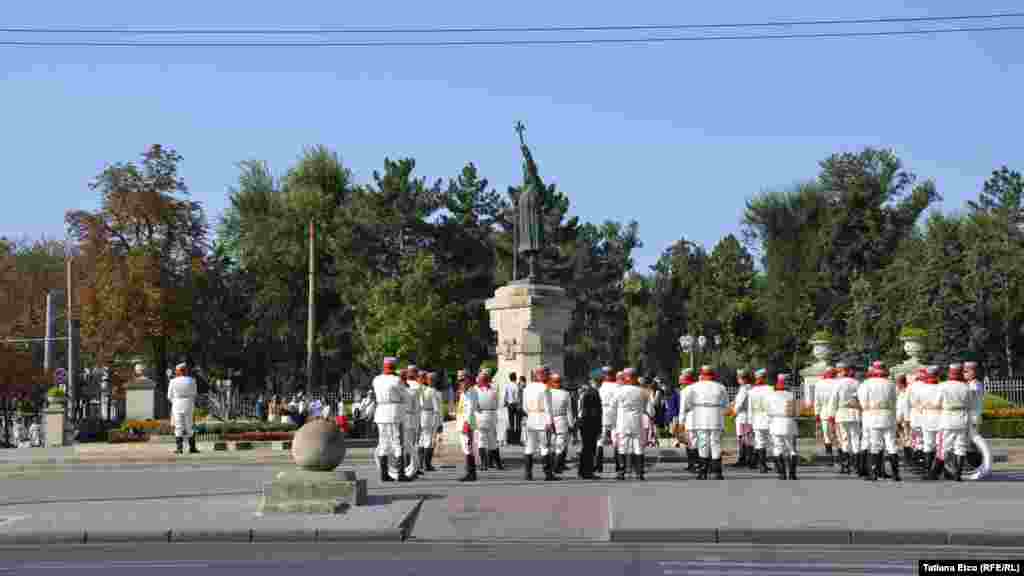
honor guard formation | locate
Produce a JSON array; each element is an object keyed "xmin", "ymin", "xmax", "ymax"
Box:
[{"xmin": 368, "ymin": 356, "xmax": 985, "ymax": 483}]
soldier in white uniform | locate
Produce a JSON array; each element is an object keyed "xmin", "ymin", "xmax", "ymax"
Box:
[
  {"xmin": 548, "ymin": 373, "xmax": 575, "ymax": 474},
  {"xmin": 854, "ymin": 367, "xmax": 871, "ymax": 478},
  {"xmin": 918, "ymin": 365, "xmax": 944, "ymax": 480},
  {"xmin": 597, "ymin": 366, "xmax": 620, "ymax": 475},
  {"xmin": 827, "ymin": 363, "xmax": 861, "ymax": 475},
  {"xmin": 418, "ymin": 372, "xmax": 443, "ymax": 473},
  {"xmin": 401, "ymin": 366, "xmax": 423, "ymax": 478},
  {"xmin": 167, "ymin": 362, "xmax": 199, "ymax": 455},
  {"xmin": 683, "ymin": 366, "xmax": 728, "ymax": 480},
  {"xmin": 523, "ymin": 366, "xmax": 557, "ymax": 481},
  {"xmin": 814, "ymin": 367, "xmax": 838, "ymax": 466},
  {"xmin": 908, "ymin": 367, "xmax": 928, "ymax": 471},
  {"xmin": 677, "ymin": 369, "xmax": 703, "ymax": 474},
  {"xmin": 473, "ymin": 369, "xmax": 501, "ymax": 472},
  {"xmin": 748, "ymin": 368, "xmax": 772, "ymax": 474},
  {"xmin": 859, "ymin": 362, "xmax": 900, "ymax": 481},
  {"xmin": 610, "ymin": 368, "xmax": 648, "ymax": 480},
  {"xmin": 895, "ymin": 374, "xmax": 912, "ymax": 465},
  {"xmin": 767, "ymin": 374, "xmax": 799, "ymax": 480},
  {"xmin": 938, "ymin": 363, "xmax": 972, "ymax": 482},
  {"xmin": 373, "ymin": 358, "xmax": 411, "ymax": 482},
  {"xmin": 731, "ymin": 368, "xmax": 753, "ymax": 468}
]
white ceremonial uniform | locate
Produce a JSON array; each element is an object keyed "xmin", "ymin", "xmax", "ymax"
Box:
[
  {"xmin": 474, "ymin": 385, "xmax": 501, "ymax": 450},
  {"xmin": 909, "ymin": 379, "xmax": 925, "ymax": 450},
  {"xmin": 938, "ymin": 379, "xmax": 972, "ymax": 458},
  {"xmin": 828, "ymin": 376, "xmax": 862, "ymax": 455},
  {"xmin": 896, "ymin": 387, "xmax": 911, "ymax": 445},
  {"xmin": 748, "ymin": 384, "xmax": 772, "ymax": 451},
  {"xmin": 676, "ymin": 385, "xmax": 697, "ymax": 447},
  {"xmin": 858, "ymin": 377, "xmax": 898, "ymax": 455},
  {"xmin": 373, "ymin": 373, "xmax": 406, "ymax": 479},
  {"xmin": 814, "ymin": 377, "xmax": 836, "ymax": 443},
  {"xmin": 684, "ymin": 379, "xmax": 728, "ymax": 460},
  {"xmin": 611, "ymin": 384, "xmax": 649, "ymax": 456},
  {"xmin": 549, "ymin": 388, "xmax": 574, "ymax": 456},
  {"xmin": 733, "ymin": 381, "xmax": 752, "ymax": 444},
  {"xmin": 768, "ymin": 389, "xmax": 799, "ymax": 458},
  {"xmin": 457, "ymin": 386, "xmax": 478, "ymax": 456},
  {"xmin": 167, "ymin": 375, "xmax": 198, "ymax": 438},
  {"xmin": 598, "ymin": 380, "xmax": 620, "ymax": 450},
  {"xmin": 419, "ymin": 386, "xmax": 442, "ymax": 449},
  {"xmin": 522, "ymin": 381, "xmax": 553, "ymax": 457},
  {"xmin": 917, "ymin": 383, "xmax": 942, "ymax": 454},
  {"xmin": 403, "ymin": 381, "xmax": 422, "ymax": 476}
]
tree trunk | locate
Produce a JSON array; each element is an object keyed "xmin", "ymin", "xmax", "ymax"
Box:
[{"xmin": 153, "ymin": 338, "xmax": 168, "ymax": 420}]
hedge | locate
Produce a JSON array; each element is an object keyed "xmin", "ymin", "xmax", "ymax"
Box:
[{"xmin": 979, "ymin": 418, "xmax": 1024, "ymax": 438}]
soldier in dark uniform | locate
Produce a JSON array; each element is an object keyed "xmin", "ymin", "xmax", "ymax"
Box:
[{"xmin": 577, "ymin": 376, "xmax": 604, "ymax": 479}]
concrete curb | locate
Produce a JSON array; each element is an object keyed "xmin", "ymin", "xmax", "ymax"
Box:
[{"xmin": 607, "ymin": 528, "xmax": 1024, "ymax": 547}]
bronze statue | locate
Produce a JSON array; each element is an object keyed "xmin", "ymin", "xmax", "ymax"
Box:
[{"xmin": 514, "ymin": 121, "xmax": 544, "ymax": 280}]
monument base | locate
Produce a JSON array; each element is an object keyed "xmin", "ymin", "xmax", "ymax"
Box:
[{"xmin": 258, "ymin": 469, "xmax": 367, "ymax": 515}]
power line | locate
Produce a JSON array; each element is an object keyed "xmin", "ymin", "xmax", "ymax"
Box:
[
  {"xmin": 1, "ymin": 12, "xmax": 1023, "ymax": 35},
  {"xmin": 1, "ymin": 24, "xmax": 1022, "ymax": 47}
]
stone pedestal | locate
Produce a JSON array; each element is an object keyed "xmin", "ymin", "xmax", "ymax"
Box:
[
  {"xmin": 800, "ymin": 340, "xmax": 832, "ymax": 410},
  {"xmin": 485, "ymin": 281, "xmax": 575, "ymax": 396},
  {"xmin": 44, "ymin": 400, "xmax": 70, "ymax": 447},
  {"xmin": 258, "ymin": 469, "xmax": 367, "ymax": 514},
  {"xmin": 892, "ymin": 338, "xmax": 925, "ymax": 382},
  {"xmin": 124, "ymin": 369, "xmax": 157, "ymax": 421}
]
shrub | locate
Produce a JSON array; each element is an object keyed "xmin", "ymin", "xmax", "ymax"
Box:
[
  {"xmin": 222, "ymin": 431, "xmax": 294, "ymax": 442},
  {"xmin": 811, "ymin": 330, "xmax": 832, "ymax": 342},
  {"xmin": 47, "ymin": 387, "xmax": 66, "ymax": 398},
  {"xmin": 899, "ymin": 326, "xmax": 928, "ymax": 340},
  {"xmin": 108, "ymin": 430, "xmax": 150, "ymax": 443},
  {"xmin": 979, "ymin": 418, "xmax": 1024, "ymax": 438},
  {"xmin": 984, "ymin": 394, "xmax": 1017, "ymax": 410}
]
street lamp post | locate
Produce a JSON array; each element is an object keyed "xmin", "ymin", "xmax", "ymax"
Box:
[{"xmin": 679, "ymin": 335, "xmax": 694, "ymax": 370}]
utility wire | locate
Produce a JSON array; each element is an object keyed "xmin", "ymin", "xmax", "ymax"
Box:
[
  {"xmin": 1, "ymin": 25, "xmax": 1022, "ymax": 47},
  {"xmin": 1, "ymin": 12, "xmax": 1023, "ymax": 35}
]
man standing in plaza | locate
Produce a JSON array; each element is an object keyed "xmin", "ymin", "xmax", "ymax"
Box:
[
  {"xmin": 167, "ymin": 362, "xmax": 199, "ymax": 455},
  {"xmin": 473, "ymin": 369, "xmax": 502, "ymax": 472},
  {"xmin": 828, "ymin": 363, "xmax": 862, "ymax": 475},
  {"xmin": 402, "ymin": 366, "xmax": 423, "ymax": 478},
  {"xmin": 768, "ymin": 373, "xmax": 799, "ymax": 480},
  {"xmin": 504, "ymin": 372, "xmax": 521, "ymax": 445},
  {"xmin": 610, "ymin": 368, "xmax": 648, "ymax": 481},
  {"xmin": 814, "ymin": 367, "xmax": 838, "ymax": 467},
  {"xmin": 919, "ymin": 365, "xmax": 944, "ymax": 480},
  {"xmin": 938, "ymin": 363, "xmax": 973, "ymax": 482},
  {"xmin": 373, "ymin": 358, "xmax": 410, "ymax": 482},
  {"xmin": 895, "ymin": 374, "xmax": 912, "ymax": 465},
  {"xmin": 577, "ymin": 376, "xmax": 603, "ymax": 479},
  {"xmin": 683, "ymin": 365, "xmax": 728, "ymax": 480},
  {"xmin": 523, "ymin": 366, "xmax": 556, "ymax": 481},
  {"xmin": 548, "ymin": 372, "xmax": 574, "ymax": 475},
  {"xmin": 731, "ymin": 368, "xmax": 753, "ymax": 468},
  {"xmin": 676, "ymin": 368, "xmax": 701, "ymax": 474},
  {"xmin": 417, "ymin": 371, "xmax": 442, "ymax": 473},
  {"xmin": 597, "ymin": 366, "xmax": 620, "ymax": 475},
  {"xmin": 748, "ymin": 368, "xmax": 772, "ymax": 474},
  {"xmin": 858, "ymin": 362, "xmax": 900, "ymax": 481}
]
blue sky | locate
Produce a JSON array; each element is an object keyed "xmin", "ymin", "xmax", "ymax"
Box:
[{"xmin": 3, "ymin": 1, "xmax": 1022, "ymax": 272}]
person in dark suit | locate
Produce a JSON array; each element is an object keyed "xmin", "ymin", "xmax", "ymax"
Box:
[{"xmin": 577, "ymin": 377, "xmax": 604, "ymax": 479}]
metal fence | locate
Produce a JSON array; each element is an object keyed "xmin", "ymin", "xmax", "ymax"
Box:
[
  {"xmin": 197, "ymin": 391, "xmax": 358, "ymax": 421},
  {"xmin": 984, "ymin": 377, "xmax": 1024, "ymax": 406}
]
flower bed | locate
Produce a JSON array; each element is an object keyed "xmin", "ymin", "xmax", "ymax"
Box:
[
  {"xmin": 108, "ymin": 430, "xmax": 150, "ymax": 443},
  {"xmin": 979, "ymin": 418, "xmax": 1024, "ymax": 438},
  {"xmin": 222, "ymin": 431, "xmax": 294, "ymax": 442}
]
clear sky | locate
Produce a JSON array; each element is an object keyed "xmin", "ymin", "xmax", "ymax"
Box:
[{"xmin": 3, "ymin": 1, "xmax": 1022, "ymax": 272}]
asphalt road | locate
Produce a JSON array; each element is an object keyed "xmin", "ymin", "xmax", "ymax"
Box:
[{"xmin": 3, "ymin": 542, "xmax": 1024, "ymax": 575}]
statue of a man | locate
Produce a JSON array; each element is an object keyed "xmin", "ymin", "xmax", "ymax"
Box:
[{"xmin": 514, "ymin": 121, "xmax": 544, "ymax": 280}]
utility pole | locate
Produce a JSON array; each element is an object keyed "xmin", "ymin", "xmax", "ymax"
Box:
[
  {"xmin": 66, "ymin": 258, "xmax": 78, "ymax": 416},
  {"xmin": 44, "ymin": 289, "xmax": 62, "ymax": 372},
  {"xmin": 306, "ymin": 219, "xmax": 316, "ymax": 394}
]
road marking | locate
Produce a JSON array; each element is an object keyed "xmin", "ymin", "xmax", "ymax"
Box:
[{"xmin": 0, "ymin": 515, "xmax": 28, "ymax": 528}]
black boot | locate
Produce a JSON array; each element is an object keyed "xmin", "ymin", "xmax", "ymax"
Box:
[
  {"xmin": 544, "ymin": 454, "xmax": 560, "ymax": 481},
  {"xmin": 633, "ymin": 454, "xmax": 645, "ymax": 480},
  {"xmin": 459, "ymin": 455, "xmax": 477, "ymax": 482},
  {"xmin": 712, "ymin": 458, "xmax": 724, "ymax": 480},
  {"xmin": 838, "ymin": 450, "xmax": 847, "ymax": 474},
  {"xmin": 825, "ymin": 444, "xmax": 833, "ymax": 467},
  {"xmin": 921, "ymin": 452, "xmax": 934, "ymax": 478},
  {"xmin": 524, "ymin": 454, "xmax": 534, "ymax": 480},
  {"xmin": 731, "ymin": 444, "xmax": 748, "ymax": 467},
  {"xmin": 788, "ymin": 455, "xmax": 798, "ymax": 480},
  {"xmin": 954, "ymin": 455, "xmax": 964, "ymax": 482},
  {"xmin": 616, "ymin": 453, "xmax": 627, "ymax": 480},
  {"xmin": 596, "ymin": 447, "xmax": 605, "ymax": 473},
  {"xmin": 776, "ymin": 456, "xmax": 787, "ymax": 479},
  {"xmin": 478, "ymin": 448, "xmax": 488, "ymax": 471},
  {"xmin": 697, "ymin": 457, "xmax": 710, "ymax": 480},
  {"xmin": 379, "ymin": 456, "xmax": 392, "ymax": 482},
  {"xmin": 425, "ymin": 448, "xmax": 437, "ymax": 472},
  {"xmin": 888, "ymin": 454, "xmax": 901, "ymax": 481},
  {"xmin": 557, "ymin": 452, "xmax": 568, "ymax": 473},
  {"xmin": 747, "ymin": 447, "xmax": 758, "ymax": 470},
  {"xmin": 867, "ymin": 453, "xmax": 879, "ymax": 481},
  {"xmin": 492, "ymin": 450, "xmax": 504, "ymax": 470},
  {"xmin": 686, "ymin": 448, "xmax": 697, "ymax": 472},
  {"xmin": 188, "ymin": 437, "xmax": 200, "ymax": 454},
  {"xmin": 759, "ymin": 449, "xmax": 770, "ymax": 473},
  {"xmin": 174, "ymin": 437, "xmax": 184, "ymax": 455},
  {"xmin": 927, "ymin": 456, "xmax": 944, "ymax": 481},
  {"xmin": 903, "ymin": 447, "xmax": 913, "ymax": 467}
]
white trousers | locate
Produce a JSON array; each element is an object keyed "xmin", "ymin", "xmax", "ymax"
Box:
[
  {"xmin": 619, "ymin": 432, "xmax": 644, "ymax": 456},
  {"xmin": 375, "ymin": 423, "xmax": 403, "ymax": 479},
  {"xmin": 922, "ymin": 428, "xmax": 940, "ymax": 454},
  {"xmin": 837, "ymin": 421, "xmax": 861, "ymax": 454},
  {"xmin": 419, "ymin": 425, "xmax": 436, "ymax": 449},
  {"xmin": 687, "ymin": 430, "xmax": 697, "ymax": 447},
  {"xmin": 476, "ymin": 426, "xmax": 497, "ymax": 450},
  {"xmin": 172, "ymin": 410, "xmax": 194, "ymax": 438},
  {"xmin": 753, "ymin": 428, "xmax": 771, "ymax": 450},
  {"xmin": 695, "ymin": 430, "xmax": 722, "ymax": 459},
  {"xmin": 404, "ymin": 421, "xmax": 420, "ymax": 475},
  {"xmin": 772, "ymin": 434, "xmax": 797, "ymax": 458},
  {"xmin": 598, "ymin": 425, "xmax": 618, "ymax": 449},
  {"xmin": 820, "ymin": 419, "xmax": 836, "ymax": 445},
  {"xmin": 865, "ymin": 427, "xmax": 898, "ymax": 455},
  {"xmin": 523, "ymin": 428, "xmax": 549, "ymax": 456},
  {"xmin": 943, "ymin": 428, "xmax": 968, "ymax": 457},
  {"xmin": 550, "ymin": 429, "xmax": 568, "ymax": 455},
  {"xmin": 460, "ymin": 430, "xmax": 475, "ymax": 456}
]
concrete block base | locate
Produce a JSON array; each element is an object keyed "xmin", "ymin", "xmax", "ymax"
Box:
[{"xmin": 258, "ymin": 469, "xmax": 367, "ymax": 515}]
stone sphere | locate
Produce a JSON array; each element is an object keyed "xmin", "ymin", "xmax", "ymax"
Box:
[{"xmin": 290, "ymin": 419, "xmax": 347, "ymax": 471}]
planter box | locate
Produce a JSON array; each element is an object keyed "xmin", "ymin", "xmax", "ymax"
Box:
[
  {"xmin": 214, "ymin": 442, "xmax": 229, "ymax": 451},
  {"xmin": 235, "ymin": 441, "xmax": 254, "ymax": 450}
]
